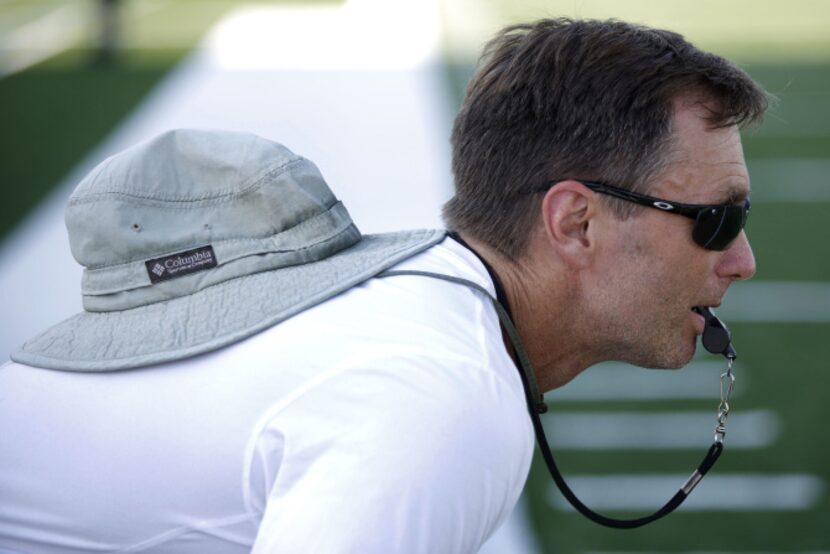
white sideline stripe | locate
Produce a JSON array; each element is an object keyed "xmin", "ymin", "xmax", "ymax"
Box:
[
  {"xmin": 0, "ymin": 5, "xmax": 84, "ymax": 76},
  {"xmin": 542, "ymin": 410, "xmax": 778, "ymax": 449},
  {"xmin": 545, "ymin": 361, "xmax": 739, "ymax": 401},
  {"xmin": 721, "ymin": 282, "xmax": 830, "ymax": 322},
  {"xmin": 749, "ymin": 159, "xmax": 830, "ymax": 202},
  {"xmin": 207, "ymin": 1, "xmax": 439, "ymax": 71},
  {"xmin": 548, "ymin": 474, "xmax": 824, "ymax": 511}
]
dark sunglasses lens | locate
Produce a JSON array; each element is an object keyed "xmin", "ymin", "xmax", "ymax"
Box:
[{"xmin": 693, "ymin": 204, "xmax": 747, "ymax": 251}]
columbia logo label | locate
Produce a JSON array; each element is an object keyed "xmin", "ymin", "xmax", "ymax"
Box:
[{"xmin": 145, "ymin": 245, "xmax": 217, "ymax": 284}]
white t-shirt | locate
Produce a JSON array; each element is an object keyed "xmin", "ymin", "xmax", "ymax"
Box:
[{"xmin": 0, "ymin": 237, "xmax": 534, "ymax": 554}]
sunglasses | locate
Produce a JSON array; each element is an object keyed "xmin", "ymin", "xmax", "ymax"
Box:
[{"xmin": 545, "ymin": 180, "xmax": 750, "ymax": 251}]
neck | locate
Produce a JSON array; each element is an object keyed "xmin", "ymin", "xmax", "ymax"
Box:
[{"xmin": 455, "ymin": 232, "xmax": 597, "ymax": 391}]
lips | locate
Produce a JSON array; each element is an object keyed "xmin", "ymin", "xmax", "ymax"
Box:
[
  {"xmin": 692, "ymin": 302, "xmax": 725, "ymax": 331},
  {"xmin": 692, "ymin": 298, "xmax": 723, "ymax": 315}
]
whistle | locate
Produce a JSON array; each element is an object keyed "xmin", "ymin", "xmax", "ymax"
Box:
[{"xmin": 694, "ymin": 307, "xmax": 737, "ymax": 360}]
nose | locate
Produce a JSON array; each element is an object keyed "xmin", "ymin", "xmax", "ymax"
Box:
[{"xmin": 717, "ymin": 230, "xmax": 756, "ymax": 281}]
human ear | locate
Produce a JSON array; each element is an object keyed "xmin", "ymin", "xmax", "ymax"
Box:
[{"xmin": 539, "ymin": 181, "xmax": 597, "ymax": 268}]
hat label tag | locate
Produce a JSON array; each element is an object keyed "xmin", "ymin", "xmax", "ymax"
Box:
[{"xmin": 145, "ymin": 245, "xmax": 217, "ymax": 284}]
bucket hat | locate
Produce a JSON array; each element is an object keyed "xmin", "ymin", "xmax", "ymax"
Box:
[{"xmin": 12, "ymin": 129, "xmax": 444, "ymax": 372}]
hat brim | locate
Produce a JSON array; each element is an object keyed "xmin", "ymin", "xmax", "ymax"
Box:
[{"xmin": 13, "ymin": 230, "xmax": 446, "ymax": 372}]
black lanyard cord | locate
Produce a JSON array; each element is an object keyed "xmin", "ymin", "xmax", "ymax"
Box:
[
  {"xmin": 378, "ymin": 267, "xmax": 724, "ymax": 529},
  {"xmin": 529, "ymin": 406, "xmax": 724, "ymax": 529}
]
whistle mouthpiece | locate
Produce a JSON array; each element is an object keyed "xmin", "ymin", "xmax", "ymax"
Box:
[{"xmin": 694, "ymin": 307, "xmax": 737, "ymax": 360}]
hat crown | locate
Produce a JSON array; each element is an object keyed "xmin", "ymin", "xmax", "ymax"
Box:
[
  {"xmin": 13, "ymin": 127, "xmax": 447, "ymax": 372},
  {"xmin": 66, "ymin": 129, "xmax": 337, "ymax": 271}
]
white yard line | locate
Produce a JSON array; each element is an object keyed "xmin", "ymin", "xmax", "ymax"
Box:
[
  {"xmin": 748, "ymin": 159, "xmax": 830, "ymax": 202},
  {"xmin": 548, "ymin": 474, "xmax": 824, "ymax": 511},
  {"xmin": 721, "ymin": 282, "xmax": 830, "ymax": 322},
  {"xmin": 542, "ymin": 410, "xmax": 779, "ymax": 449}
]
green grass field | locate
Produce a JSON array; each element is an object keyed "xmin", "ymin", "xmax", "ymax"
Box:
[
  {"xmin": 0, "ymin": 50, "xmax": 179, "ymax": 239},
  {"xmin": 2, "ymin": 2, "xmax": 828, "ymax": 552}
]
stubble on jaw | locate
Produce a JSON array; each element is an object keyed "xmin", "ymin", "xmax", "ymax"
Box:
[{"xmin": 586, "ymin": 226, "xmax": 697, "ymax": 370}]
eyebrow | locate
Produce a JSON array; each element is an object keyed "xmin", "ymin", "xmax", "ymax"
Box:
[{"xmin": 720, "ymin": 183, "xmax": 749, "ymax": 204}]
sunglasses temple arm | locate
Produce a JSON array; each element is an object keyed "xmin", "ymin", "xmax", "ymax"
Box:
[{"xmin": 580, "ymin": 182, "xmax": 691, "ymax": 214}]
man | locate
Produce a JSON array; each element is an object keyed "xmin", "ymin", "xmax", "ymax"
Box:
[
  {"xmin": 445, "ymin": 19, "xmax": 763, "ymax": 389},
  {"xmin": 0, "ymin": 18, "xmax": 766, "ymax": 553}
]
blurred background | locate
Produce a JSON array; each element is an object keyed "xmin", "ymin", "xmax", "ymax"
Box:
[{"xmin": 1, "ymin": 1, "xmax": 828, "ymax": 552}]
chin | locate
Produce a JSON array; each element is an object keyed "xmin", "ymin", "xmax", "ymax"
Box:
[
  {"xmin": 665, "ymin": 338, "xmax": 698, "ymax": 369},
  {"xmin": 608, "ymin": 323, "xmax": 699, "ymax": 369},
  {"xmin": 633, "ymin": 338, "xmax": 697, "ymax": 370}
]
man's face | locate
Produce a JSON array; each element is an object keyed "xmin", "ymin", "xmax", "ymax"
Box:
[{"xmin": 588, "ymin": 102, "xmax": 756, "ymax": 368}]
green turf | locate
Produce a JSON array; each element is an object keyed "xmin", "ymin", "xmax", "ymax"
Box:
[
  {"xmin": 526, "ymin": 509, "xmax": 830, "ymax": 553},
  {"xmin": 745, "ymin": 64, "xmax": 830, "ymax": 139},
  {"xmin": 746, "ymin": 203, "xmax": 830, "ymax": 281},
  {"xmin": 0, "ymin": 50, "xmax": 181, "ymax": 240},
  {"xmin": 743, "ymin": 135, "xmax": 830, "ymax": 159},
  {"xmin": 528, "ymin": 329, "xmax": 830, "ymax": 552}
]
